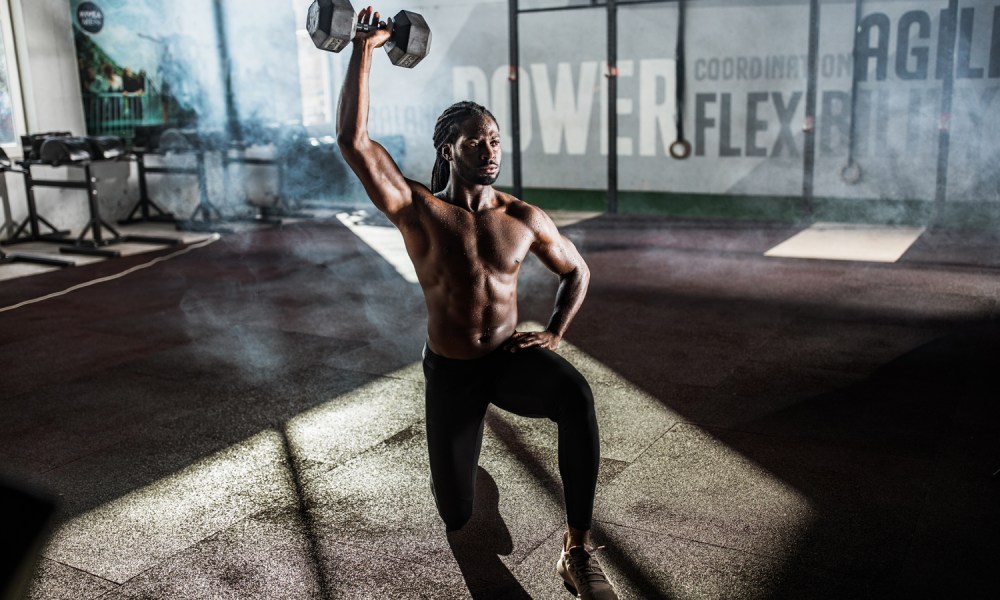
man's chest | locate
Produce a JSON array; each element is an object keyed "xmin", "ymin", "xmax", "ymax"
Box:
[{"xmin": 426, "ymin": 210, "xmax": 534, "ymax": 273}]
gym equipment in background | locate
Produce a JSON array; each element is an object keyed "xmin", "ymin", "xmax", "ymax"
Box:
[
  {"xmin": 2, "ymin": 132, "xmax": 179, "ymax": 259},
  {"xmin": 118, "ymin": 125, "xmax": 179, "ymax": 226},
  {"xmin": 669, "ymin": 0, "xmax": 692, "ymax": 160},
  {"xmin": 131, "ymin": 127, "xmax": 283, "ymax": 233},
  {"xmin": 307, "ymin": 0, "xmax": 431, "ymax": 68},
  {"xmin": 841, "ymin": 0, "xmax": 865, "ymax": 184},
  {"xmin": 0, "ymin": 148, "xmax": 75, "ymax": 268}
]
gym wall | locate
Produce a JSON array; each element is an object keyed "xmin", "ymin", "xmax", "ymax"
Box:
[
  {"xmin": 5, "ymin": 0, "xmax": 1000, "ymax": 231},
  {"xmin": 295, "ymin": 0, "xmax": 1000, "ymax": 225},
  {"xmin": 435, "ymin": 0, "xmax": 1000, "ymax": 223}
]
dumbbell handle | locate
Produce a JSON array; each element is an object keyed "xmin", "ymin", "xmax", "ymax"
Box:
[{"xmin": 354, "ymin": 21, "xmax": 389, "ymax": 34}]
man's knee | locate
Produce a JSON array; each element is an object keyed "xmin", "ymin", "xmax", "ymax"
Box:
[{"xmin": 559, "ymin": 374, "xmax": 595, "ymax": 421}]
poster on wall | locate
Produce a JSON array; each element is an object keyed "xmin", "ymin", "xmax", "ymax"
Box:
[
  {"xmin": 68, "ymin": 0, "xmax": 226, "ymax": 141},
  {"xmin": 0, "ymin": 23, "xmax": 16, "ymax": 146}
]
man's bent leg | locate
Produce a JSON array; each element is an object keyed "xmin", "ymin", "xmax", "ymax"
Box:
[
  {"xmin": 423, "ymin": 347, "xmax": 490, "ymax": 531},
  {"xmin": 490, "ymin": 349, "xmax": 617, "ymax": 598},
  {"xmin": 489, "ymin": 348, "xmax": 600, "ymax": 531}
]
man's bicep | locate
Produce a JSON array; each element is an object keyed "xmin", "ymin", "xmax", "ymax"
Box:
[{"xmin": 531, "ymin": 213, "xmax": 586, "ymax": 276}]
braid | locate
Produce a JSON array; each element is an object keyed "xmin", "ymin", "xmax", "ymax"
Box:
[{"xmin": 431, "ymin": 101, "xmax": 497, "ymax": 193}]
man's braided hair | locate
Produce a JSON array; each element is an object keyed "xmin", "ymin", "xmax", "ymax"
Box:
[{"xmin": 431, "ymin": 101, "xmax": 498, "ymax": 193}]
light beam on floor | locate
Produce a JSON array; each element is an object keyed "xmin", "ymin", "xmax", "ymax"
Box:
[{"xmin": 765, "ymin": 222, "xmax": 925, "ymax": 263}]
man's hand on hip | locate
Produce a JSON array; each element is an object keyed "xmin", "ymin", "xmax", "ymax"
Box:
[{"xmin": 505, "ymin": 330, "xmax": 562, "ymax": 353}]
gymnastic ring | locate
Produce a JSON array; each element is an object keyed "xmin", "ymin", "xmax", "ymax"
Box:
[
  {"xmin": 840, "ymin": 160, "xmax": 862, "ymax": 184},
  {"xmin": 669, "ymin": 139, "xmax": 692, "ymax": 160}
]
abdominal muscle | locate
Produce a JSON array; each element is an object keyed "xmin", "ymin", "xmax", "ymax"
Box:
[
  {"xmin": 402, "ymin": 191, "xmax": 534, "ymax": 360},
  {"xmin": 422, "ymin": 273, "xmax": 519, "ymax": 359}
]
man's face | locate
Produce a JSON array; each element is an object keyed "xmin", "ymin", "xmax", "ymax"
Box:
[{"xmin": 447, "ymin": 115, "xmax": 502, "ymax": 186}]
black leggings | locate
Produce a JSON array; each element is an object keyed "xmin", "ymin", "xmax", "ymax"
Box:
[{"xmin": 423, "ymin": 343, "xmax": 600, "ymax": 531}]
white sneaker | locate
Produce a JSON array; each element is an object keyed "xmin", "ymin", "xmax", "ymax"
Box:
[{"xmin": 555, "ymin": 534, "xmax": 619, "ymax": 599}]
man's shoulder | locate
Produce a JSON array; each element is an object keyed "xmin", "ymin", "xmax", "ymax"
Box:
[
  {"xmin": 496, "ymin": 191, "xmax": 558, "ymax": 236},
  {"xmin": 404, "ymin": 179, "xmax": 438, "ymax": 207},
  {"xmin": 496, "ymin": 190, "xmax": 537, "ymax": 218}
]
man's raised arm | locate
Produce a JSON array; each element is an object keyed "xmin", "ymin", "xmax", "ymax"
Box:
[{"xmin": 336, "ymin": 8, "xmax": 412, "ymax": 222}]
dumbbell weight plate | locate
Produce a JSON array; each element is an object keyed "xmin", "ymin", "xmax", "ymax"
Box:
[
  {"xmin": 39, "ymin": 137, "xmax": 93, "ymax": 165},
  {"xmin": 385, "ymin": 10, "xmax": 431, "ymax": 68},
  {"xmin": 307, "ymin": 0, "xmax": 357, "ymax": 53}
]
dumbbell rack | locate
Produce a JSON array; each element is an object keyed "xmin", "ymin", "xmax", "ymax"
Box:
[
  {"xmin": 0, "ymin": 161, "xmax": 74, "ymax": 268},
  {"xmin": 4, "ymin": 159, "xmax": 180, "ymax": 258}
]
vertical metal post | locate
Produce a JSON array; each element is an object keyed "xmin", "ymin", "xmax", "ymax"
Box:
[
  {"xmin": 84, "ymin": 164, "xmax": 104, "ymax": 244},
  {"xmin": 137, "ymin": 153, "xmax": 151, "ymax": 220},
  {"xmin": 21, "ymin": 167, "xmax": 40, "ymax": 238},
  {"xmin": 801, "ymin": 0, "xmax": 820, "ymax": 219},
  {"xmin": 606, "ymin": 0, "xmax": 618, "ymax": 214},
  {"xmin": 846, "ymin": 0, "xmax": 863, "ymax": 174},
  {"xmin": 213, "ymin": 0, "xmax": 240, "ymax": 142},
  {"xmin": 508, "ymin": 0, "xmax": 522, "ymax": 199},
  {"xmin": 196, "ymin": 151, "xmax": 211, "ymax": 220},
  {"xmin": 935, "ymin": 0, "xmax": 958, "ymax": 216}
]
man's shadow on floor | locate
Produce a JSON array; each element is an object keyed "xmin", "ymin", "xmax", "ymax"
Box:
[{"xmin": 446, "ymin": 467, "xmax": 533, "ymax": 599}]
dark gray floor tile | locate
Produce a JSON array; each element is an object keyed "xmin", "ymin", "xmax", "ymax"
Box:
[
  {"xmin": 324, "ymin": 342, "xmax": 426, "ymax": 380},
  {"xmin": 745, "ymin": 318, "xmax": 943, "ymax": 375},
  {"xmin": 28, "ymin": 424, "xmax": 243, "ymax": 520},
  {"xmin": 280, "ymin": 426, "xmax": 571, "ymax": 583},
  {"xmin": 1, "ymin": 328, "xmax": 169, "ymax": 397},
  {"xmin": 710, "ymin": 325, "xmax": 1000, "ymax": 460},
  {"xmin": 696, "ymin": 362, "xmax": 864, "ymax": 427},
  {"xmin": 282, "ymin": 373, "xmax": 426, "ymax": 471},
  {"xmin": 889, "ymin": 429, "xmax": 1000, "ymax": 599},
  {"xmin": 40, "ymin": 429, "xmax": 301, "ymax": 584},
  {"xmin": 0, "ymin": 370, "xmax": 212, "ymax": 471},
  {"xmin": 596, "ymin": 424, "xmax": 933, "ymax": 582},
  {"xmin": 98, "ymin": 518, "xmax": 325, "ymax": 600},
  {"xmin": 0, "ymin": 451, "xmax": 50, "ymax": 479},
  {"xmin": 26, "ymin": 558, "xmax": 119, "ymax": 600},
  {"xmin": 514, "ymin": 522, "xmax": 871, "ymax": 600},
  {"xmin": 151, "ymin": 364, "xmax": 389, "ymax": 445}
]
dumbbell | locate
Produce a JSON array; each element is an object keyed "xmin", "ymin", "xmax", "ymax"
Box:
[{"xmin": 306, "ymin": 0, "xmax": 431, "ymax": 68}]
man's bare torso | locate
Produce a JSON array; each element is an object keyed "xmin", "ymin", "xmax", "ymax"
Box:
[{"xmin": 395, "ymin": 187, "xmax": 538, "ymax": 359}]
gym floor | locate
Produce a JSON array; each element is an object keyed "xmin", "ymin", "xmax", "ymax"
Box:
[{"xmin": 2, "ymin": 209, "xmax": 998, "ymax": 599}]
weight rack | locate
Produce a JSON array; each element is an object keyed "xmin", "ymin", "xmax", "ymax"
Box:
[
  {"xmin": 0, "ymin": 163, "xmax": 74, "ymax": 268},
  {"xmin": 133, "ymin": 142, "xmax": 287, "ymax": 233},
  {"xmin": 128, "ymin": 147, "xmax": 234, "ymax": 234},
  {"xmin": 4, "ymin": 157, "xmax": 180, "ymax": 258},
  {"xmin": 118, "ymin": 149, "xmax": 178, "ymax": 226}
]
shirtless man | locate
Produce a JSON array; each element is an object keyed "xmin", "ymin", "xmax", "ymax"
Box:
[{"xmin": 336, "ymin": 8, "xmax": 617, "ymax": 599}]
